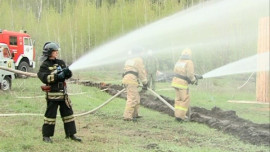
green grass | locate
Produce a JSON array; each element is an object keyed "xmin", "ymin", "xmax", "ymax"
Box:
[{"xmin": 0, "ymin": 75, "xmax": 269, "ymax": 152}]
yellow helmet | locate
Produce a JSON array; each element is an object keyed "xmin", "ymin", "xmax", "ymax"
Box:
[{"xmin": 181, "ymin": 48, "xmax": 192, "ymax": 59}]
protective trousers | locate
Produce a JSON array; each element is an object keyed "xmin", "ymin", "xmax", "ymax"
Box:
[
  {"xmin": 42, "ymin": 100, "xmax": 76, "ymax": 137},
  {"xmin": 147, "ymin": 73, "xmax": 156, "ymax": 90},
  {"xmin": 174, "ymin": 88, "xmax": 190, "ymax": 119},
  {"xmin": 123, "ymin": 84, "xmax": 140, "ymax": 119}
]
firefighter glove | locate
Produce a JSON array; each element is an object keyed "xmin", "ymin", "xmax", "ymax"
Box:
[
  {"xmin": 195, "ymin": 74, "xmax": 203, "ymax": 80},
  {"xmin": 57, "ymin": 72, "xmax": 65, "ymax": 80},
  {"xmin": 57, "ymin": 66, "xmax": 63, "ymax": 74},
  {"xmin": 194, "ymin": 79, "xmax": 198, "ymax": 85},
  {"xmin": 63, "ymin": 67, "xmax": 72, "ymax": 79},
  {"xmin": 192, "ymin": 78, "xmax": 198, "ymax": 85}
]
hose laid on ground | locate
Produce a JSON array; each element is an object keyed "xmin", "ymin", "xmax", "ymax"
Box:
[
  {"xmin": 74, "ymin": 88, "xmax": 125, "ymax": 117},
  {"xmin": 237, "ymin": 72, "xmax": 255, "ymax": 90},
  {"xmin": 0, "ymin": 89, "xmax": 125, "ymax": 117},
  {"xmin": 147, "ymin": 88, "xmax": 193, "ymax": 120},
  {"xmin": 0, "ymin": 66, "xmax": 126, "ymax": 117},
  {"xmin": 147, "ymin": 88, "xmax": 175, "ymax": 111},
  {"xmin": 0, "ymin": 113, "xmax": 43, "ymax": 117}
]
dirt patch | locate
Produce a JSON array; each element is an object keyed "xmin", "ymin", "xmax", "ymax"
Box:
[
  {"xmin": 144, "ymin": 143, "xmax": 159, "ymax": 150},
  {"xmin": 190, "ymin": 107, "xmax": 270, "ymax": 146},
  {"xmin": 76, "ymin": 80, "xmax": 270, "ymax": 146},
  {"xmin": 0, "ymin": 130, "xmax": 7, "ymax": 137}
]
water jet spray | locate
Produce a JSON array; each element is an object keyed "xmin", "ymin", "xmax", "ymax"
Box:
[
  {"xmin": 202, "ymin": 52, "xmax": 269, "ymax": 79},
  {"xmin": 69, "ymin": 0, "xmax": 268, "ymax": 71}
]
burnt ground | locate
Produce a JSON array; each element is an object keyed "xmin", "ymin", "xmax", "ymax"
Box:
[{"xmin": 76, "ymin": 80, "xmax": 270, "ymax": 146}]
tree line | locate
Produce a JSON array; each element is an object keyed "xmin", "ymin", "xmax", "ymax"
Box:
[{"xmin": 1, "ymin": 0, "xmax": 203, "ymax": 66}]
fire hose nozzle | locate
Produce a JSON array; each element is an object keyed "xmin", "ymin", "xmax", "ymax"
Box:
[{"xmin": 195, "ymin": 74, "xmax": 203, "ymax": 79}]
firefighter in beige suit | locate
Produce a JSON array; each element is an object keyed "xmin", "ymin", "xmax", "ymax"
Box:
[
  {"xmin": 171, "ymin": 48, "xmax": 198, "ymax": 122},
  {"xmin": 122, "ymin": 47, "xmax": 147, "ymax": 121}
]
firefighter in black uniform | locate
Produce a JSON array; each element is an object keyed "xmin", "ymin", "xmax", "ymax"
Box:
[{"xmin": 38, "ymin": 42, "xmax": 81, "ymax": 143}]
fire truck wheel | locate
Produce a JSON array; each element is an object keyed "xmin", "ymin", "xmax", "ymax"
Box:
[
  {"xmin": 17, "ymin": 61, "xmax": 30, "ymax": 78},
  {"xmin": 1, "ymin": 77, "xmax": 11, "ymax": 91},
  {"xmin": 18, "ymin": 61, "xmax": 30, "ymax": 72}
]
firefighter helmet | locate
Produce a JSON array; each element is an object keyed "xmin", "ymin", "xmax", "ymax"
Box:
[
  {"xmin": 181, "ymin": 48, "xmax": 192, "ymax": 59},
  {"xmin": 42, "ymin": 42, "xmax": 60, "ymax": 57}
]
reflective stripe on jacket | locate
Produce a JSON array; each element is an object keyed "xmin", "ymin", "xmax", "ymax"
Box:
[
  {"xmin": 47, "ymin": 92, "xmax": 65, "ymax": 100},
  {"xmin": 175, "ymin": 105, "xmax": 188, "ymax": 112},
  {"xmin": 171, "ymin": 82, "xmax": 188, "ymax": 89}
]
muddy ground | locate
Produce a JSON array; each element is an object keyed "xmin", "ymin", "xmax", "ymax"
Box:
[{"xmin": 77, "ymin": 80, "xmax": 270, "ymax": 146}]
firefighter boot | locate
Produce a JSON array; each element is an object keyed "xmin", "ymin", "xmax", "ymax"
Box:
[
  {"xmin": 134, "ymin": 115, "xmax": 143, "ymax": 119},
  {"xmin": 66, "ymin": 134, "xmax": 82, "ymax": 142},
  {"xmin": 123, "ymin": 118, "xmax": 137, "ymax": 122},
  {"xmin": 175, "ymin": 117, "xmax": 188, "ymax": 123},
  {"xmin": 43, "ymin": 136, "xmax": 53, "ymax": 143}
]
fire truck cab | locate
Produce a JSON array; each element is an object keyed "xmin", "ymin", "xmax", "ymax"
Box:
[{"xmin": 0, "ymin": 29, "xmax": 35, "ymax": 72}]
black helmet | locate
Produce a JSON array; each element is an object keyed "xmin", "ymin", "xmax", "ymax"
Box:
[{"xmin": 42, "ymin": 42, "xmax": 60, "ymax": 57}]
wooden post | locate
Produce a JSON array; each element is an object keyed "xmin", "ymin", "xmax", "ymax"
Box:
[{"xmin": 256, "ymin": 17, "xmax": 270, "ymax": 103}]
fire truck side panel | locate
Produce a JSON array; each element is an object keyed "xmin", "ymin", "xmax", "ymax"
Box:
[
  {"xmin": 0, "ymin": 43, "xmax": 15, "ymax": 82},
  {"xmin": 22, "ymin": 37, "xmax": 35, "ymax": 67}
]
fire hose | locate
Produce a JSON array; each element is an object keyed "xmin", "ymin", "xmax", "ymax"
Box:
[
  {"xmin": 0, "ymin": 66, "xmax": 126, "ymax": 117},
  {"xmin": 146, "ymin": 88, "xmax": 175, "ymax": 111},
  {"xmin": 0, "ymin": 88, "xmax": 125, "ymax": 117},
  {"xmin": 0, "ymin": 66, "xmax": 37, "ymax": 77},
  {"xmin": 74, "ymin": 88, "xmax": 125, "ymax": 117},
  {"xmin": 0, "ymin": 65, "xmax": 195, "ymax": 119},
  {"xmin": 146, "ymin": 87, "xmax": 193, "ymax": 120}
]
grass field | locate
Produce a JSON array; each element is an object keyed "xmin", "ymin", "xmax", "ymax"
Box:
[{"xmin": 0, "ymin": 72, "xmax": 269, "ymax": 152}]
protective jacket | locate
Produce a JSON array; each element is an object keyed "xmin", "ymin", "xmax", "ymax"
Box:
[
  {"xmin": 38, "ymin": 59, "xmax": 72, "ymax": 100},
  {"xmin": 122, "ymin": 57, "xmax": 147, "ymax": 86},
  {"xmin": 171, "ymin": 58, "xmax": 196, "ymax": 89}
]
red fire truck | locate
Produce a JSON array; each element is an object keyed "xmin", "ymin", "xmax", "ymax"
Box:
[{"xmin": 0, "ymin": 29, "xmax": 35, "ymax": 72}]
